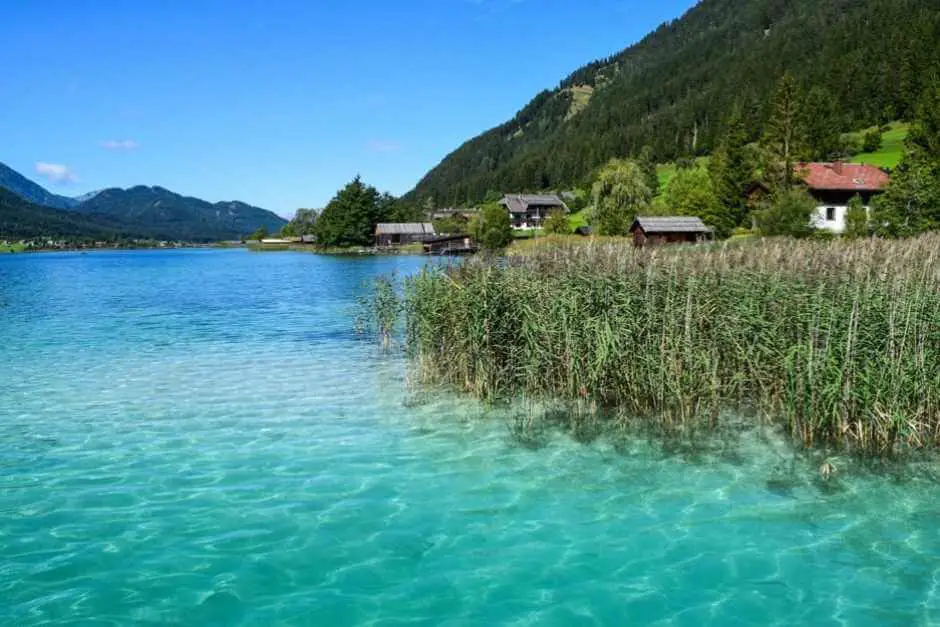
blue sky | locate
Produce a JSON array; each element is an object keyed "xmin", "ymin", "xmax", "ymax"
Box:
[{"xmin": 1, "ymin": 0, "xmax": 697, "ymax": 217}]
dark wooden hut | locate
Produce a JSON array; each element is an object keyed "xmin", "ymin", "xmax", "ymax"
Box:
[
  {"xmin": 422, "ymin": 234, "xmax": 476, "ymax": 256},
  {"xmin": 629, "ymin": 217, "xmax": 712, "ymax": 247},
  {"xmin": 375, "ymin": 223, "xmax": 436, "ymax": 247}
]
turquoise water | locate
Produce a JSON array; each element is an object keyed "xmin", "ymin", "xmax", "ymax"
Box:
[{"xmin": 1, "ymin": 249, "xmax": 939, "ymax": 626}]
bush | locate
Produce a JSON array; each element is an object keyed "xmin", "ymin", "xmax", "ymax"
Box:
[
  {"xmin": 470, "ymin": 203, "xmax": 514, "ymax": 252},
  {"xmin": 542, "ymin": 209, "xmax": 570, "ymax": 235},
  {"xmin": 752, "ymin": 189, "xmax": 816, "ymax": 238},
  {"xmin": 863, "ymin": 129, "xmax": 883, "ymax": 153}
]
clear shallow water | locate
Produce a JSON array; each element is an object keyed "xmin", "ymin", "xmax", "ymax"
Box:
[{"xmin": 1, "ymin": 249, "xmax": 938, "ymax": 627}]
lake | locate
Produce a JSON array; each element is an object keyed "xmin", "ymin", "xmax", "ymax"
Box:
[{"xmin": 1, "ymin": 249, "xmax": 938, "ymax": 626}]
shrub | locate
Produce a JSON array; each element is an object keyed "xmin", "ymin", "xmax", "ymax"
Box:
[
  {"xmin": 470, "ymin": 203, "xmax": 513, "ymax": 252},
  {"xmin": 543, "ymin": 209, "xmax": 571, "ymax": 235},
  {"xmin": 863, "ymin": 129, "xmax": 883, "ymax": 153}
]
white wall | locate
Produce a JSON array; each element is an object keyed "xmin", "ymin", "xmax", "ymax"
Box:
[{"xmin": 812, "ymin": 204, "xmax": 871, "ymax": 234}]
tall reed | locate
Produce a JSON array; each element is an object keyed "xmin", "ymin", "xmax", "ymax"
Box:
[{"xmin": 391, "ymin": 235, "xmax": 940, "ymax": 454}]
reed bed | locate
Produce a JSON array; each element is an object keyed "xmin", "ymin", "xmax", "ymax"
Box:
[{"xmin": 388, "ymin": 235, "xmax": 940, "ymax": 455}]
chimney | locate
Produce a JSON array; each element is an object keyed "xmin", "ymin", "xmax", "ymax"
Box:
[{"xmin": 832, "ymin": 161, "xmax": 844, "ymax": 176}]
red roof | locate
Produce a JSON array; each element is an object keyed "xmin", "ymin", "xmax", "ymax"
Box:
[{"xmin": 797, "ymin": 162, "xmax": 889, "ymax": 192}]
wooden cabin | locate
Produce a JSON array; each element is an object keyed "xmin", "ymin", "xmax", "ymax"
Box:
[
  {"xmin": 422, "ymin": 234, "xmax": 476, "ymax": 256},
  {"xmin": 375, "ymin": 223, "xmax": 436, "ymax": 247},
  {"xmin": 630, "ymin": 216, "xmax": 712, "ymax": 247}
]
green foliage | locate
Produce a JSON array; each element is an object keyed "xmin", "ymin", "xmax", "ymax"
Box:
[
  {"xmin": 250, "ymin": 226, "xmax": 269, "ymax": 241},
  {"xmin": 590, "ymin": 159, "xmax": 651, "ymax": 236},
  {"xmin": 853, "ymin": 123, "xmax": 909, "ymax": 168},
  {"xmin": 664, "ymin": 167, "xmax": 733, "ymax": 238},
  {"xmin": 844, "ymin": 195, "xmax": 870, "ymax": 239},
  {"xmin": 399, "ymin": 235, "xmax": 940, "ymax": 454},
  {"xmin": 863, "ymin": 129, "xmax": 883, "ymax": 153},
  {"xmin": 313, "ymin": 176, "xmax": 385, "ymax": 248},
  {"xmin": 432, "ymin": 214, "xmax": 470, "ymax": 235},
  {"xmin": 762, "ymin": 72, "xmax": 807, "ymax": 191},
  {"xmin": 542, "ymin": 209, "xmax": 571, "ymax": 235},
  {"xmin": 406, "ymin": 0, "xmax": 940, "ymax": 205},
  {"xmin": 709, "ymin": 107, "xmax": 756, "ymax": 228},
  {"xmin": 753, "ymin": 189, "xmax": 816, "ymax": 238},
  {"xmin": 470, "ymin": 203, "xmax": 513, "ymax": 252},
  {"xmin": 281, "ymin": 208, "xmax": 319, "ymax": 237},
  {"xmin": 638, "ymin": 146, "xmax": 660, "ymax": 197},
  {"xmin": 804, "ymin": 86, "xmax": 842, "ymax": 160},
  {"xmin": 871, "ymin": 82, "xmax": 940, "ymax": 237}
]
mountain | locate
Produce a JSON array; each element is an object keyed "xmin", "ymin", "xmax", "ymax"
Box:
[
  {"xmin": 72, "ymin": 186, "xmax": 286, "ymax": 241},
  {"xmin": 409, "ymin": 0, "xmax": 940, "ymax": 205},
  {"xmin": 0, "ymin": 162, "xmax": 79, "ymax": 209},
  {"xmin": 0, "ymin": 187, "xmax": 143, "ymax": 239},
  {"xmin": 0, "ymin": 162, "xmax": 286, "ymax": 241}
]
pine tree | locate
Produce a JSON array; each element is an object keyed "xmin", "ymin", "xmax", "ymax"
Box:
[
  {"xmin": 709, "ymin": 106, "xmax": 755, "ymax": 228},
  {"xmin": 638, "ymin": 146, "xmax": 660, "ymax": 197},
  {"xmin": 871, "ymin": 80, "xmax": 940, "ymax": 236},
  {"xmin": 314, "ymin": 176, "xmax": 381, "ymax": 247},
  {"xmin": 762, "ymin": 72, "xmax": 807, "ymax": 191},
  {"xmin": 804, "ymin": 86, "xmax": 842, "ymax": 161}
]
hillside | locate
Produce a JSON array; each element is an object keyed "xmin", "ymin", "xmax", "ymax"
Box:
[
  {"xmin": 0, "ymin": 162, "xmax": 79, "ymax": 209},
  {"xmin": 0, "ymin": 163, "xmax": 286, "ymax": 241},
  {"xmin": 0, "ymin": 187, "xmax": 141, "ymax": 239},
  {"xmin": 409, "ymin": 0, "xmax": 940, "ymax": 205},
  {"xmin": 74, "ymin": 186, "xmax": 287, "ymax": 242}
]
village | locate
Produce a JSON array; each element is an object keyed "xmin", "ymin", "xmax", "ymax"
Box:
[{"xmin": 269, "ymin": 159, "xmax": 891, "ymax": 254}]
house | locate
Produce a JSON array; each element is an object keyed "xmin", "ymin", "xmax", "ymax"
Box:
[
  {"xmin": 422, "ymin": 234, "xmax": 476, "ymax": 256},
  {"xmin": 375, "ymin": 223, "xmax": 436, "ymax": 247},
  {"xmin": 799, "ymin": 162, "xmax": 890, "ymax": 233},
  {"xmin": 630, "ymin": 216, "xmax": 712, "ymax": 247},
  {"xmin": 499, "ymin": 194, "xmax": 568, "ymax": 229}
]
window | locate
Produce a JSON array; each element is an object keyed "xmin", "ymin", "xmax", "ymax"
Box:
[{"xmin": 826, "ymin": 207, "xmax": 836, "ymax": 221}]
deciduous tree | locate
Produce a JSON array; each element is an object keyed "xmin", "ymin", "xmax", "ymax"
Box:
[{"xmin": 590, "ymin": 159, "xmax": 652, "ymax": 236}]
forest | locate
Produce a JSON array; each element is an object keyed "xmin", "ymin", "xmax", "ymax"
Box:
[{"xmin": 406, "ymin": 0, "xmax": 940, "ymax": 206}]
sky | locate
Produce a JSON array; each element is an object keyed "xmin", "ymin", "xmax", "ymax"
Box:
[{"xmin": 1, "ymin": 0, "xmax": 698, "ymax": 217}]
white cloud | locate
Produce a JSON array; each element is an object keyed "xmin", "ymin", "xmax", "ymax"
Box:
[
  {"xmin": 366, "ymin": 139, "xmax": 401, "ymax": 153},
  {"xmin": 35, "ymin": 162, "xmax": 78, "ymax": 184},
  {"xmin": 99, "ymin": 139, "xmax": 139, "ymax": 151}
]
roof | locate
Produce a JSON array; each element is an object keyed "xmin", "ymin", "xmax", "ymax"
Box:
[
  {"xmin": 375, "ymin": 223, "xmax": 435, "ymax": 235},
  {"xmin": 424, "ymin": 233, "xmax": 471, "ymax": 244},
  {"xmin": 797, "ymin": 163, "xmax": 890, "ymax": 192},
  {"xmin": 630, "ymin": 216, "xmax": 712, "ymax": 234},
  {"xmin": 499, "ymin": 194, "xmax": 567, "ymax": 214}
]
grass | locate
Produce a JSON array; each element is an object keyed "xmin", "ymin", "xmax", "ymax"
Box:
[
  {"xmin": 0, "ymin": 243, "xmax": 25, "ymax": 254},
  {"xmin": 851, "ymin": 122, "xmax": 909, "ymax": 169},
  {"xmin": 375, "ymin": 236, "xmax": 940, "ymax": 456}
]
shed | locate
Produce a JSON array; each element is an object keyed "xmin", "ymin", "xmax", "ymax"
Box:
[
  {"xmin": 375, "ymin": 223, "xmax": 436, "ymax": 247},
  {"xmin": 630, "ymin": 217, "xmax": 712, "ymax": 247},
  {"xmin": 422, "ymin": 234, "xmax": 476, "ymax": 256}
]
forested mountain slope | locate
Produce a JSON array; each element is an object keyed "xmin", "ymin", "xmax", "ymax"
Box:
[
  {"xmin": 0, "ymin": 162, "xmax": 79, "ymax": 209},
  {"xmin": 74, "ymin": 186, "xmax": 287, "ymax": 242},
  {"xmin": 0, "ymin": 188, "xmax": 141, "ymax": 239},
  {"xmin": 408, "ymin": 0, "xmax": 940, "ymax": 205}
]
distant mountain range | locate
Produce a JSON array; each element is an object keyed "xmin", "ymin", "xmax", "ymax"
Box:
[
  {"xmin": 0, "ymin": 187, "xmax": 147, "ymax": 240},
  {"xmin": 0, "ymin": 162, "xmax": 286, "ymax": 241}
]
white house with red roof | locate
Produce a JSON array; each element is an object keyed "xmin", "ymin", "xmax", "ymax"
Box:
[{"xmin": 798, "ymin": 162, "xmax": 890, "ymax": 233}]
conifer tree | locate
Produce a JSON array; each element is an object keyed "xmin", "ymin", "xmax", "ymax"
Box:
[
  {"xmin": 804, "ymin": 86, "xmax": 842, "ymax": 161},
  {"xmin": 871, "ymin": 80, "xmax": 940, "ymax": 236},
  {"xmin": 638, "ymin": 146, "xmax": 660, "ymax": 197},
  {"xmin": 709, "ymin": 106, "xmax": 755, "ymax": 228},
  {"xmin": 313, "ymin": 176, "xmax": 382, "ymax": 247},
  {"xmin": 762, "ymin": 72, "xmax": 807, "ymax": 192}
]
